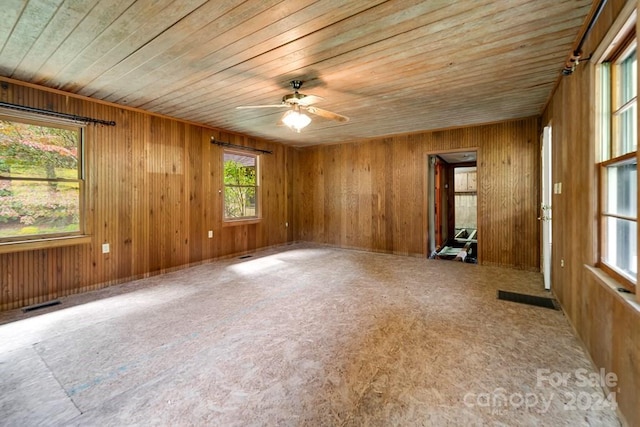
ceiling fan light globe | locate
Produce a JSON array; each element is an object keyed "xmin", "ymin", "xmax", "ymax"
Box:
[{"xmin": 282, "ymin": 110, "xmax": 311, "ymax": 132}]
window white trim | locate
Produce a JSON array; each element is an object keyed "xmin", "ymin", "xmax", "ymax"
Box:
[
  {"xmin": 592, "ymin": 0, "xmax": 636, "ymax": 64},
  {"xmin": 222, "ymin": 149, "xmax": 260, "ymax": 222},
  {"xmin": 0, "ymin": 111, "xmax": 85, "ymax": 242},
  {"xmin": 593, "ymin": 5, "xmax": 638, "ymax": 292},
  {"xmin": 0, "ymin": 107, "xmax": 88, "ymax": 128}
]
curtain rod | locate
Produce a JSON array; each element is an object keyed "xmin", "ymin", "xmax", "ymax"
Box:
[
  {"xmin": 0, "ymin": 101, "xmax": 116, "ymax": 126},
  {"xmin": 210, "ymin": 137, "xmax": 272, "ymax": 154},
  {"xmin": 562, "ymin": 0, "xmax": 608, "ymax": 75}
]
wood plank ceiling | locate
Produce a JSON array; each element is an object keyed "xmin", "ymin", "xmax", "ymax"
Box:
[{"xmin": 0, "ymin": 0, "xmax": 592, "ymax": 147}]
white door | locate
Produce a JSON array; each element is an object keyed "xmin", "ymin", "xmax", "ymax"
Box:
[{"xmin": 541, "ymin": 126, "xmax": 553, "ymax": 290}]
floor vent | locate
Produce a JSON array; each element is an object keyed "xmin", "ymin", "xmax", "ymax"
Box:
[
  {"xmin": 497, "ymin": 290, "xmax": 559, "ymax": 310},
  {"xmin": 238, "ymin": 255, "xmax": 253, "ymax": 259},
  {"xmin": 22, "ymin": 300, "xmax": 61, "ymax": 313}
]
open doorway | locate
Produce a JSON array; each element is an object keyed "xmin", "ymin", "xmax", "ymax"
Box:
[{"xmin": 427, "ymin": 150, "xmax": 478, "ymax": 263}]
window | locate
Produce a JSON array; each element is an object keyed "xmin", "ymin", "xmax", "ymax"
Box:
[
  {"xmin": 0, "ymin": 114, "xmax": 83, "ymax": 241},
  {"xmin": 223, "ymin": 151, "xmax": 259, "ymax": 220},
  {"xmin": 598, "ymin": 32, "xmax": 637, "ymax": 289}
]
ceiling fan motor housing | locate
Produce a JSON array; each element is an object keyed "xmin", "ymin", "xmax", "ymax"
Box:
[
  {"xmin": 237, "ymin": 79, "xmax": 348, "ymax": 126},
  {"xmin": 282, "ymin": 93, "xmax": 307, "ymax": 104}
]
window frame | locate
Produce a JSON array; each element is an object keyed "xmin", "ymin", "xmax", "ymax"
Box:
[
  {"xmin": 598, "ymin": 155, "xmax": 637, "ymax": 287},
  {"xmin": 596, "ymin": 24, "xmax": 638, "ymax": 292},
  {"xmin": 222, "ymin": 149, "xmax": 260, "ymax": 223},
  {"xmin": 0, "ymin": 111, "xmax": 86, "ymax": 244}
]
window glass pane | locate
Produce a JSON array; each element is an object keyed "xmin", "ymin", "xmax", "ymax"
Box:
[
  {"xmin": 605, "ymin": 161, "xmax": 637, "ymax": 217},
  {"xmin": 619, "ymin": 48, "xmax": 636, "ymax": 104},
  {"xmin": 0, "ymin": 119, "xmax": 79, "ymax": 179},
  {"xmin": 223, "ymin": 153, "xmax": 256, "ymax": 186},
  {"xmin": 223, "ymin": 152, "xmax": 258, "ymax": 220},
  {"xmin": 0, "ymin": 180, "xmax": 80, "ymax": 238},
  {"xmin": 224, "ymin": 186, "xmax": 256, "ymax": 218},
  {"xmin": 602, "ymin": 216, "xmax": 637, "ymax": 282},
  {"xmin": 611, "ymin": 47, "xmax": 637, "ymax": 158},
  {"xmin": 615, "ymin": 102, "xmax": 637, "ymax": 156}
]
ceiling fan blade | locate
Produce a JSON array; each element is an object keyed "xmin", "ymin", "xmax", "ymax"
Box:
[
  {"xmin": 306, "ymin": 106, "xmax": 349, "ymax": 122},
  {"xmin": 236, "ymin": 104, "xmax": 289, "ymax": 109},
  {"xmin": 297, "ymin": 94, "xmax": 324, "ymax": 106}
]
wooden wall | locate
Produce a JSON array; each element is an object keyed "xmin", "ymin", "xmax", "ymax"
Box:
[
  {"xmin": 292, "ymin": 117, "xmax": 541, "ymax": 270},
  {"xmin": 0, "ymin": 79, "xmax": 293, "ymax": 311},
  {"xmin": 542, "ymin": 0, "xmax": 640, "ymax": 425}
]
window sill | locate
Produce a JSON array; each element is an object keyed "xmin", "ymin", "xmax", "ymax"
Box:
[
  {"xmin": 222, "ymin": 218, "xmax": 262, "ymax": 227},
  {"xmin": 585, "ymin": 265, "xmax": 640, "ymax": 312},
  {"xmin": 0, "ymin": 235, "xmax": 92, "ymax": 254}
]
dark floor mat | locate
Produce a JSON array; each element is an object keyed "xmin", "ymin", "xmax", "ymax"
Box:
[{"xmin": 497, "ymin": 290, "xmax": 559, "ymax": 310}]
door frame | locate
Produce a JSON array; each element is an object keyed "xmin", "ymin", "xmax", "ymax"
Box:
[
  {"xmin": 425, "ymin": 147, "xmax": 481, "ymax": 262},
  {"xmin": 541, "ymin": 125, "xmax": 553, "ymax": 290}
]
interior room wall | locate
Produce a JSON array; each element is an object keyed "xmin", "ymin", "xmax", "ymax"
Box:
[
  {"xmin": 0, "ymin": 79, "xmax": 294, "ymax": 311},
  {"xmin": 292, "ymin": 117, "xmax": 540, "ymax": 270},
  {"xmin": 542, "ymin": 0, "xmax": 640, "ymax": 424}
]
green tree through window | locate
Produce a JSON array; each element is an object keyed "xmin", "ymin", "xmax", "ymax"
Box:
[
  {"xmin": 0, "ymin": 115, "xmax": 83, "ymax": 240},
  {"xmin": 223, "ymin": 151, "xmax": 258, "ymax": 219}
]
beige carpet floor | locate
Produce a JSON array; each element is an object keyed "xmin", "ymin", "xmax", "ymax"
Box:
[{"xmin": 0, "ymin": 243, "xmax": 622, "ymax": 426}]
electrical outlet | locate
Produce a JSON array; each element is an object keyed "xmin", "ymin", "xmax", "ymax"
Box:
[
  {"xmin": 285, "ymin": 222, "xmax": 289, "ymax": 227},
  {"xmin": 102, "ymin": 243, "xmax": 110, "ymax": 254},
  {"xmin": 560, "ymin": 259, "xmax": 564, "ymax": 267},
  {"xmin": 208, "ymin": 230, "xmax": 213, "ymax": 238}
]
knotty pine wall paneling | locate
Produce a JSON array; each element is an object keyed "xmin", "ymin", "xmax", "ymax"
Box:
[
  {"xmin": 542, "ymin": 0, "xmax": 640, "ymax": 424},
  {"xmin": 293, "ymin": 117, "xmax": 540, "ymax": 269},
  {"xmin": 285, "ymin": 141, "xmax": 294, "ymax": 243},
  {"xmin": 187, "ymin": 124, "xmax": 204, "ymax": 264},
  {"xmin": 0, "ymin": 79, "xmax": 292, "ymax": 311}
]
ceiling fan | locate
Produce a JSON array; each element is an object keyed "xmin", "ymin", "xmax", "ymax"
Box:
[{"xmin": 236, "ymin": 80, "xmax": 349, "ymax": 132}]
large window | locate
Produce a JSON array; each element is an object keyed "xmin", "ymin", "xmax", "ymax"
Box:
[
  {"xmin": 223, "ymin": 151, "xmax": 259, "ymax": 220},
  {"xmin": 0, "ymin": 114, "xmax": 83, "ymax": 241},
  {"xmin": 598, "ymin": 33, "xmax": 637, "ymax": 289}
]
